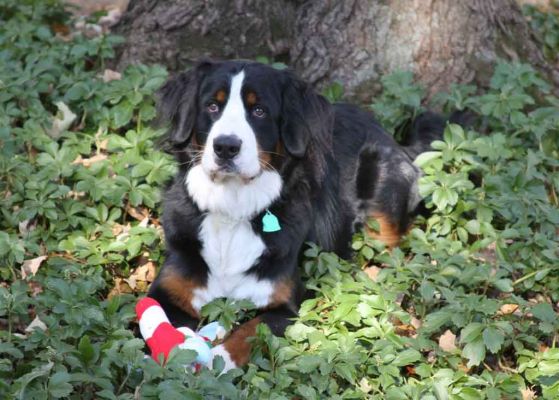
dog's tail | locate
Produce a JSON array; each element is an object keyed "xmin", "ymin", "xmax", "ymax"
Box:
[{"xmin": 400, "ymin": 110, "xmax": 474, "ymax": 160}]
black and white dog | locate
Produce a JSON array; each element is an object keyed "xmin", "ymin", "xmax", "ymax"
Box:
[{"xmin": 148, "ymin": 60, "xmax": 444, "ymax": 371}]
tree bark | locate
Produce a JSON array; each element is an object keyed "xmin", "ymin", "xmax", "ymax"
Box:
[
  {"xmin": 112, "ymin": 0, "xmax": 296, "ymax": 71},
  {"xmin": 113, "ymin": 0, "xmax": 558, "ymax": 101}
]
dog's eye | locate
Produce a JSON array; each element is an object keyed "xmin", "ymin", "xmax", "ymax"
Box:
[
  {"xmin": 207, "ymin": 102, "xmax": 220, "ymax": 113},
  {"xmin": 252, "ymin": 106, "xmax": 265, "ymax": 118}
]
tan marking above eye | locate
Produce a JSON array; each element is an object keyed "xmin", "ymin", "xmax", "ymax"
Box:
[
  {"xmin": 246, "ymin": 91, "xmax": 257, "ymax": 106},
  {"xmin": 215, "ymin": 90, "xmax": 226, "ymax": 103}
]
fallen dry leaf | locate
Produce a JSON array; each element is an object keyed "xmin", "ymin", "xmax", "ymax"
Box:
[
  {"xmin": 364, "ymin": 266, "xmax": 381, "ymax": 281},
  {"xmin": 68, "ymin": 190, "xmax": 86, "ymax": 199},
  {"xmin": 129, "ymin": 261, "xmax": 157, "ymax": 283},
  {"xmin": 395, "ymin": 292, "xmax": 406, "ymax": 306},
  {"xmin": 126, "ymin": 205, "xmax": 149, "ymax": 221},
  {"xmin": 539, "ymin": 343, "xmax": 549, "ymax": 352},
  {"xmin": 18, "ymin": 219, "xmax": 37, "ymax": 236},
  {"xmin": 112, "ymin": 222, "xmax": 130, "ymax": 237},
  {"xmin": 99, "ymin": 9, "xmax": 123, "ymax": 28},
  {"xmin": 410, "ymin": 317, "xmax": 422, "ymax": 330},
  {"xmin": 65, "ymin": 0, "xmax": 129, "ymax": 15},
  {"xmin": 457, "ymin": 363, "xmax": 471, "ymax": 373},
  {"xmin": 46, "ymin": 101, "xmax": 76, "ymax": 139},
  {"xmin": 115, "ymin": 224, "xmax": 132, "ymax": 241},
  {"xmin": 25, "ymin": 316, "xmax": 47, "ymax": 333},
  {"xmin": 521, "ymin": 387, "xmax": 536, "ymax": 400},
  {"xmin": 97, "ymin": 138, "xmax": 109, "ymax": 151},
  {"xmin": 124, "ymin": 275, "xmax": 137, "ymax": 290},
  {"xmin": 102, "ymin": 68, "xmax": 122, "ymax": 82},
  {"xmin": 439, "ymin": 329, "xmax": 457, "ymax": 352},
  {"xmin": 28, "ymin": 281, "xmax": 43, "ymax": 297},
  {"xmin": 72, "ymin": 153, "xmax": 107, "ymax": 167},
  {"xmin": 21, "ymin": 256, "xmax": 47, "ymax": 279},
  {"xmin": 358, "ymin": 377, "xmax": 373, "ymax": 394},
  {"xmin": 405, "ymin": 365, "xmax": 417, "ymax": 376},
  {"xmin": 499, "ymin": 303, "xmax": 519, "ymax": 315},
  {"xmin": 395, "ymin": 323, "xmax": 416, "ymax": 337},
  {"xmin": 107, "ymin": 277, "xmax": 134, "ymax": 299},
  {"xmin": 120, "ymin": 262, "xmax": 157, "ymax": 293},
  {"xmin": 427, "ymin": 351, "xmax": 436, "ymax": 364},
  {"xmin": 50, "ymin": 22, "xmax": 70, "ymax": 36},
  {"xmin": 74, "ymin": 20, "xmax": 103, "ymax": 38}
]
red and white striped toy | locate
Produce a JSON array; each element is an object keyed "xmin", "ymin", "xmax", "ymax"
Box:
[{"xmin": 135, "ymin": 297, "xmax": 224, "ymax": 367}]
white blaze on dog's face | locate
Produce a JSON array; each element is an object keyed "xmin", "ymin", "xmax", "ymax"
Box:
[
  {"xmin": 185, "ymin": 65, "xmax": 286, "ymax": 219},
  {"xmin": 201, "ymin": 71, "xmax": 261, "ymax": 181},
  {"xmin": 159, "ymin": 61, "xmax": 322, "ymax": 219}
]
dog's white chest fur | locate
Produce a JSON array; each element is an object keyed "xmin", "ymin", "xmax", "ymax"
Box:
[
  {"xmin": 186, "ymin": 165, "xmax": 282, "ymax": 312},
  {"xmin": 191, "ymin": 214, "xmax": 273, "ymax": 311}
]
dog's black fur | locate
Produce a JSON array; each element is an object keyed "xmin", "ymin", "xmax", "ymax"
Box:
[{"xmin": 147, "ymin": 60, "xmax": 446, "ymax": 368}]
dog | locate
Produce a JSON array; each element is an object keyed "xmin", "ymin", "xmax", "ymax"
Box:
[{"xmin": 147, "ymin": 60, "xmax": 445, "ymax": 371}]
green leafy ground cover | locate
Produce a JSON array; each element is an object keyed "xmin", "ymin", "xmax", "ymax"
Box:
[{"xmin": 1, "ymin": 2, "xmax": 558, "ymax": 399}]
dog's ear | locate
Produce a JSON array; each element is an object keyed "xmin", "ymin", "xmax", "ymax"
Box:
[
  {"xmin": 157, "ymin": 61, "xmax": 213, "ymax": 146},
  {"xmin": 280, "ymin": 72, "xmax": 333, "ymax": 158}
]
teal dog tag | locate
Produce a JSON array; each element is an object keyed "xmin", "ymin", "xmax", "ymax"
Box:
[{"xmin": 262, "ymin": 210, "xmax": 281, "ymax": 232}]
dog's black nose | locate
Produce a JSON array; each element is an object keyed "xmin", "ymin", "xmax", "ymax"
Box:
[{"xmin": 213, "ymin": 135, "xmax": 242, "ymax": 160}]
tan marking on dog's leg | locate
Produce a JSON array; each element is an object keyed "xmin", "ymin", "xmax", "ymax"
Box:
[
  {"xmin": 366, "ymin": 213, "xmax": 403, "ymax": 248},
  {"xmin": 220, "ymin": 317, "xmax": 262, "ymax": 367},
  {"xmin": 158, "ymin": 271, "xmax": 202, "ymax": 318},
  {"xmin": 267, "ymin": 280, "xmax": 293, "ymax": 309}
]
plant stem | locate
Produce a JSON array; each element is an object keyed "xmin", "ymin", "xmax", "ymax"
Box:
[
  {"xmin": 117, "ymin": 367, "xmax": 131, "ymax": 395},
  {"xmin": 7, "ymin": 299, "xmax": 12, "ymax": 343},
  {"xmin": 512, "ymin": 270, "xmax": 539, "ymax": 286}
]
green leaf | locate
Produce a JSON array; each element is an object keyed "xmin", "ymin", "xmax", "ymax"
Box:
[
  {"xmin": 65, "ymin": 83, "xmax": 88, "ymax": 101},
  {"xmin": 361, "ymin": 246, "xmax": 374, "ymax": 260},
  {"xmin": 297, "ymin": 384, "xmax": 317, "ymax": 399},
  {"xmin": 464, "ymin": 220, "xmax": 480, "ymax": 235},
  {"xmin": 532, "ymin": 303, "xmax": 556, "ymax": 323},
  {"xmin": 414, "ymin": 151, "xmax": 441, "ymax": 167},
  {"xmin": 462, "ymin": 339, "xmax": 486, "ymax": 367},
  {"xmin": 494, "ymin": 279, "xmax": 513, "ymax": 293},
  {"xmin": 391, "ymin": 349, "xmax": 421, "ymax": 367},
  {"xmin": 322, "ymin": 81, "xmax": 344, "ymax": 102},
  {"xmin": 48, "ymin": 372, "xmax": 73, "ymax": 398},
  {"xmin": 112, "ymin": 101, "xmax": 134, "ymax": 128},
  {"xmin": 297, "ymin": 355, "xmax": 322, "ymax": 373},
  {"xmin": 460, "ymin": 323, "xmax": 484, "ymax": 343},
  {"xmin": 422, "ymin": 310, "xmax": 453, "ymax": 333},
  {"xmin": 14, "ymin": 361, "xmax": 54, "ymax": 398},
  {"xmin": 482, "ymin": 327, "xmax": 504, "ymax": 354},
  {"xmin": 131, "ymin": 161, "xmax": 154, "ymax": 178},
  {"xmin": 78, "ymin": 335, "xmax": 95, "ymax": 365},
  {"xmin": 535, "ymin": 268, "xmax": 551, "ymax": 281}
]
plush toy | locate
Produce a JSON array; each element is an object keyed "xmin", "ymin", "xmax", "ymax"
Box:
[{"xmin": 135, "ymin": 297, "xmax": 226, "ymax": 368}]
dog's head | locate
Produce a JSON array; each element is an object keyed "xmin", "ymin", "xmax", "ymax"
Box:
[{"xmin": 158, "ymin": 60, "xmax": 333, "ymax": 184}]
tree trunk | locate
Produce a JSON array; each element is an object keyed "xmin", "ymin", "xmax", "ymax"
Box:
[
  {"xmin": 112, "ymin": 0, "xmax": 296, "ymax": 71},
  {"xmin": 113, "ymin": 0, "xmax": 558, "ymax": 101}
]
